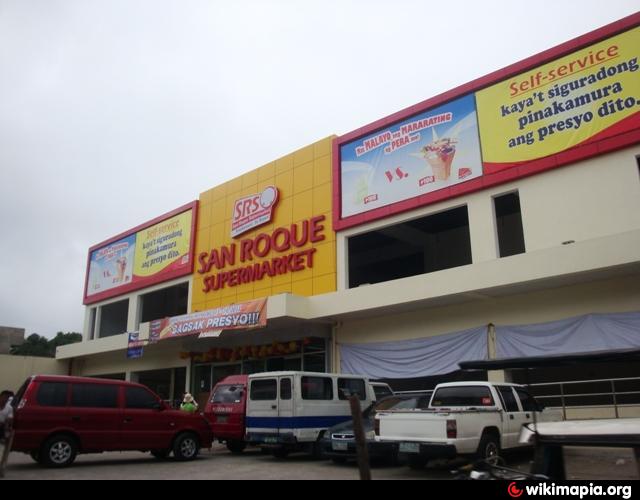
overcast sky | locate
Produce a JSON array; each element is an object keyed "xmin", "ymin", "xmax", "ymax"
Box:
[{"xmin": 0, "ymin": 1, "xmax": 638, "ymax": 339}]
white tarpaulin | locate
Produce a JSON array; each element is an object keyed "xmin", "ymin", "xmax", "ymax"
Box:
[
  {"xmin": 340, "ymin": 326, "xmax": 487, "ymax": 379},
  {"xmin": 496, "ymin": 311, "xmax": 640, "ymax": 359}
]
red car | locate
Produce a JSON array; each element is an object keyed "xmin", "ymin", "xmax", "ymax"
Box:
[
  {"xmin": 204, "ymin": 375, "xmax": 248, "ymax": 453},
  {"xmin": 11, "ymin": 375, "xmax": 213, "ymax": 468}
]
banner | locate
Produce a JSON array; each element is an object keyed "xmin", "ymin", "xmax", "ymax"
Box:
[
  {"xmin": 476, "ymin": 26, "xmax": 640, "ymax": 173},
  {"xmin": 340, "ymin": 93, "xmax": 483, "ymax": 218},
  {"xmin": 150, "ymin": 298, "xmax": 267, "ymax": 341},
  {"xmin": 127, "ymin": 331, "xmax": 144, "ymax": 359}
]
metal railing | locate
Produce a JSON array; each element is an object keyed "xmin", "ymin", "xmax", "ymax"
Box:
[{"xmin": 528, "ymin": 376, "xmax": 640, "ymax": 420}]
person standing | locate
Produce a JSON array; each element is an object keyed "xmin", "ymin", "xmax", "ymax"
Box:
[
  {"xmin": 0, "ymin": 391, "xmax": 14, "ymax": 442},
  {"xmin": 180, "ymin": 393, "xmax": 199, "ymax": 413}
]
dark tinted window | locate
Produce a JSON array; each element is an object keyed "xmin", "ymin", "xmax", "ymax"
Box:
[
  {"xmin": 497, "ymin": 386, "xmax": 519, "ymax": 412},
  {"xmin": 212, "ymin": 385, "xmax": 245, "ymax": 404},
  {"xmin": 280, "ymin": 379, "xmax": 292, "ymax": 401},
  {"xmin": 250, "ymin": 379, "xmax": 277, "ymax": 401},
  {"xmin": 494, "ymin": 192, "xmax": 525, "ymax": 257},
  {"xmin": 515, "ymin": 388, "xmax": 537, "ymax": 412},
  {"xmin": 37, "ymin": 382, "xmax": 68, "ymax": 407},
  {"xmin": 301, "ymin": 377, "xmax": 333, "ymax": 400},
  {"xmin": 338, "ymin": 378, "xmax": 366, "ymax": 400},
  {"xmin": 125, "ymin": 387, "xmax": 159, "ymax": 409},
  {"xmin": 431, "ymin": 386, "xmax": 495, "ymax": 407},
  {"xmin": 71, "ymin": 384, "xmax": 119, "ymax": 408}
]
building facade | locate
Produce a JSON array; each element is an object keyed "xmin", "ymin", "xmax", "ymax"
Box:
[{"xmin": 59, "ymin": 14, "xmax": 640, "ymax": 415}]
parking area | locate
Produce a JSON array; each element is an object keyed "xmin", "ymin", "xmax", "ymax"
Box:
[{"xmin": 2, "ymin": 444, "xmax": 533, "ymax": 480}]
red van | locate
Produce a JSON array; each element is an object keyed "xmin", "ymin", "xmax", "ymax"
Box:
[
  {"xmin": 11, "ymin": 375, "xmax": 213, "ymax": 468},
  {"xmin": 204, "ymin": 375, "xmax": 248, "ymax": 453}
]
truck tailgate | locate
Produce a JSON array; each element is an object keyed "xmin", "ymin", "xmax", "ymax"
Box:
[{"xmin": 378, "ymin": 412, "xmax": 447, "ymax": 442}]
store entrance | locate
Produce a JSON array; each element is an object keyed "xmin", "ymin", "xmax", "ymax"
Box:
[{"xmin": 191, "ymin": 337, "xmax": 327, "ymax": 409}]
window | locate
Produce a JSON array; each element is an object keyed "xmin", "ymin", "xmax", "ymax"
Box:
[
  {"xmin": 494, "ymin": 192, "xmax": 525, "ymax": 257},
  {"xmin": 301, "ymin": 377, "xmax": 333, "ymax": 400},
  {"xmin": 37, "ymin": 382, "xmax": 68, "ymax": 407},
  {"xmin": 250, "ymin": 379, "xmax": 277, "ymax": 401},
  {"xmin": 348, "ymin": 206, "xmax": 472, "ymax": 288},
  {"xmin": 212, "ymin": 385, "xmax": 245, "ymax": 404},
  {"xmin": 515, "ymin": 388, "xmax": 538, "ymax": 412},
  {"xmin": 280, "ymin": 379, "xmax": 292, "ymax": 401},
  {"xmin": 431, "ymin": 386, "xmax": 495, "ymax": 407},
  {"xmin": 71, "ymin": 384, "xmax": 119, "ymax": 408},
  {"xmin": 338, "ymin": 378, "xmax": 366, "ymax": 400},
  {"xmin": 98, "ymin": 299, "xmax": 129, "ymax": 338},
  {"xmin": 125, "ymin": 387, "xmax": 159, "ymax": 409},
  {"xmin": 497, "ymin": 386, "xmax": 520, "ymax": 412},
  {"xmin": 140, "ymin": 283, "xmax": 188, "ymax": 324}
]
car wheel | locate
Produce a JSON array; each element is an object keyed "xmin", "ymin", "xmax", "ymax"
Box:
[
  {"xmin": 173, "ymin": 433, "xmax": 200, "ymax": 461},
  {"xmin": 41, "ymin": 435, "xmax": 77, "ymax": 468},
  {"xmin": 477, "ymin": 432, "xmax": 501, "ymax": 460},
  {"xmin": 226, "ymin": 440, "xmax": 246, "ymax": 454}
]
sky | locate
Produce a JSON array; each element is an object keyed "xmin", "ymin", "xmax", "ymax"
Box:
[{"xmin": 0, "ymin": 1, "xmax": 638, "ymax": 339}]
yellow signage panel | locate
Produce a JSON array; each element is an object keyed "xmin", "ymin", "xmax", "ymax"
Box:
[
  {"xmin": 134, "ymin": 209, "xmax": 193, "ymax": 278},
  {"xmin": 476, "ymin": 26, "xmax": 640, "ymax": 172}
]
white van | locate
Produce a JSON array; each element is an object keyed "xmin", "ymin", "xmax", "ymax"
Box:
[{"xmin": 245, "ymin": 371, "xmax": 375, "ymax": 457}]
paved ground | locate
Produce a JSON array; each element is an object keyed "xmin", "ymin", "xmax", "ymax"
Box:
[{"xmin": 2, "ymin": 444, "xmax": 534, "ymax": 480}]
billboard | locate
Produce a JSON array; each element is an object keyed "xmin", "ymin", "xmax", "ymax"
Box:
[
  {"xmin": 476, "ymin": 26, "xmax": 640, "ymax": 173},
  {"xmin": 339, "ymin": 94, "xmax": 483, "ymax": 218},
  {"xmin": 334, "ymin": 16, "xmax": 640, "ymax": 230},
  {"xmin": 84, "ymin": 202, "xmax": 197, "ymax": 304}
]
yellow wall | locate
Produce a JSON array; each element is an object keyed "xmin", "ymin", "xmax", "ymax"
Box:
[{"xmin": 192, "ymin": 136, "xmax": 336, "ymax": 312}]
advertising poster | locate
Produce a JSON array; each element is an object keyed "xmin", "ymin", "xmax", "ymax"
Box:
[
  {"xmin": 126, "ymin": 331, "xmax": 144, "ymax": 359},
  {"xmin": 133, "ymin": 210, "xmax": 193, "ymax": 279},
  {"xmin": 340, "ymin": 93, "xmax": 483, "ymax": 218},
  {"xmin": 476, "ymin": 26, "xmax": 640, "ymax": 173},
  {"xmin": 150, "ymin": 298, "xmax": 267, "ymax": 341},
  {"xmin": 86, "ymin": 234, "xmax": 136, "ymax": 297},
  {"xmin": 84, "ymin": 204, "xmax": 196, "ymax": 304}
]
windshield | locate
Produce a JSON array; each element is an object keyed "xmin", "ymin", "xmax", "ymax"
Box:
[{"xmin": 211, "ymin": 384, "xmax": 245, "ymax": 404}]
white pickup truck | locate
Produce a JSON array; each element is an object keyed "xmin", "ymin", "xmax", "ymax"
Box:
[{"xmin": 375, "ymin": 381, "xmax": 563, "ymax": 468}]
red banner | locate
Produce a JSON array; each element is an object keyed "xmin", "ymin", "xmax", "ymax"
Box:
[{"xmin": 150, "ymin": 298, "xmax": 267, "ymax": 341}]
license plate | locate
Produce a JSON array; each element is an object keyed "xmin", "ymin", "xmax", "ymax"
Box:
[
  {"xmin": 216, "ymin": 415, "xmax": 228, "ymax": 424},
  {"xmin": 399, "ymin": 442, "xmax": 420, "ymax": 454},
  {"xmin": 264, "ymin": 437, "xmax": 279, "ymax": 444},
  {"xmin": 332, "ymin": 441, "xmax": 348, "ymax": 451}
]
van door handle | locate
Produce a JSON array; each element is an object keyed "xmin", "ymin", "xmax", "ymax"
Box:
[
  {"xmin": 509, "ymin": 414, "xmax": 514, "ymax": 420},
  {"xmin": 526, "ymin": 413, "xmax": 531, "ymax": 419},
  {"xmin": 271, "ymin": 405, "xmax": 277, "ymax": 410}
]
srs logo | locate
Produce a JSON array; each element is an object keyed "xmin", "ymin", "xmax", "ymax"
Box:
[{"xmin": 231, "ymin": 186, "xmax": 279, "ymax": 238}]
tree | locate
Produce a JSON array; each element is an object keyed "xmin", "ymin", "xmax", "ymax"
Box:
[{"xmin": 10, "ymin": 332, "xmax": 82, "ymax": 357}]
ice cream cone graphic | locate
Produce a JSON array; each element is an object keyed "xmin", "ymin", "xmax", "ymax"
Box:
[{"xmin": 421, "ymin": 129, "xmax": 457, "ymax": 181}]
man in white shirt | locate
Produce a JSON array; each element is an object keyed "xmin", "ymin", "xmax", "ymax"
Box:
[{"xmin": 0, "ymin": 391, "xmax": 14, "ymax": 442}]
